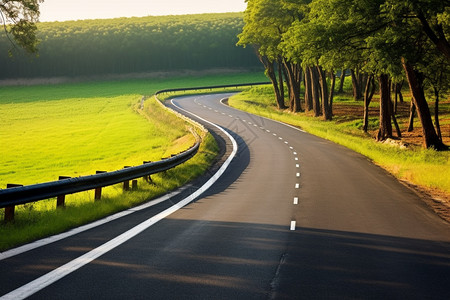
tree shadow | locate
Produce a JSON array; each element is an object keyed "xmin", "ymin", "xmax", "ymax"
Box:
[{"xmin": 28, "ymin": 219, "xmax": 450, "ymax": 300}]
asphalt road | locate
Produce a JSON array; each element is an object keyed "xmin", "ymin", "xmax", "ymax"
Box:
[{"xmin": 1, "ymin": 93, "xmax": 449, "ymax": 299}]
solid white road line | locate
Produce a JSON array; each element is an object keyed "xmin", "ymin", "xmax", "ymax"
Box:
[
  {"xmin": 0, "ymin": 98, "xmax": 238, "ymax": 300},
  {"xmin": 0, "ymin": 187, "xmax": 188, "ymax": 261}
]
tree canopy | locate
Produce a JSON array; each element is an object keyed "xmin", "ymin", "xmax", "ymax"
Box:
[
  {"xmin": 238, "ymin": 0, "xmax": 449, "ymax": 150},
  {"xmin": 0, "ymin": 13, "xmax": 261, "ymax": 79},
  {"xmin": 0, "ymin": 0, "xmax": 43, "ymax": 55}
]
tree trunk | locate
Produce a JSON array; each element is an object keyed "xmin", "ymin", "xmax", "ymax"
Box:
[
  {"xmin": 338, "ymin": 70, "xmax": 346, "ymax": 93},
  {"xmin": 304, "ymin": 67, "xmax": 313, "ymax": 111},
  {"xmin": 317, "ymin": 65, "xmax": 332, "ymax": 121},
  {"xmin": 391, "ymin": 101, "xmax": 402, "ymax": 138},
  {"xmin": 277, "ymin": 57, "xmax": 286, "ymax": 109},
  {"xmin": 283, "ymin": 60, "xmax": 302, "ymax": 112},
  {"xmin": 257, "ymin": 54, "xmax": 285, "ymax": 110},
  {"xmin": 377, "ymin": 74, "xmax": 393, "ymax": 141},
  {"xmin": 402, "ymin": 59, "xmax": 447, "ymax": 150},
  {"xmin": 434, "ymin": 87, "xmax": 442, "ymax": 141},
  {"xmin": 329, "ymin": 71, "xmax": 336, "ymax": 116},
  {"xmin": 309, "ymin": 66, "xmax": 321, "ymax": 117},
  {"xmin": 407, "ymin": 99, "xmax": 416, "ymax": 132},
  {"xmin": 397, "ymin": 80, "xmax": 404, "ymax": 103},
  {"xmin": 351, "ymin": 69, "xmax": 363, "ymax": 100},
  {"xmin": 363, "ymin": 75, "xmax": 376, "ymax": 133},
  {"xmin": 392, "ymin": 81, "xmax": 398, "ymax": 114}
]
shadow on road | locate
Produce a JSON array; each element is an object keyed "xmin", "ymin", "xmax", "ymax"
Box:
[{"xmin": 31, "ymin": 219, "xmax": 450, "ymax": 299}]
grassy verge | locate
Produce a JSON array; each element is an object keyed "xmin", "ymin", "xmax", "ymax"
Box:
[{"xmin": 228, "ymin": 86, "xmax": 450, "ymax": 198}]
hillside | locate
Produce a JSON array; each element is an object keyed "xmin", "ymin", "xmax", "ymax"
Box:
[{"xmin": 0, "ymin": 13, "xmax": 261, "ymax": 79}]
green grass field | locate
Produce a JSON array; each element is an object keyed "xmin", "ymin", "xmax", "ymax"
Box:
[
  {"xmin": 0, "ymin": 71, "xmax": 266, "ymax": 250},
  {"xmin": 0, "ymin": 71, "xmax": 266, "ymax": 186}
]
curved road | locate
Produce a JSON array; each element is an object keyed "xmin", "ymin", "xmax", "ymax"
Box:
[{"xmin": 1, "ymin": 93, "xmax": 449, "ymax": 299}]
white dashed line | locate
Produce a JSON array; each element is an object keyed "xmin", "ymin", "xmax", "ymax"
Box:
[
  {"xmin": 295, "ymin": 183, "xmax": 300, "ymax": 189},
  {"xmin": 296, "ymin": 173, "xmax": 300, "ymax": 177},
  {"xmin": 290, "ymin": 221, "xmax": 296, "ymax": 231},
  {"xmin": 293, "ymin": 197, "xmax": 299, "ymax": 205},
  {"xmin": 296, "ymin": 164, "xmax": 300, "ymax": 168}
]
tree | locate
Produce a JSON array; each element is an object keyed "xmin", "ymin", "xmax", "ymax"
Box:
[
  {"xmin": 0, "ymin": 0, "xmax": 43, "ymax": 55},
  {"xmin": 238, "ymin": 0, "xmax": 289, "ymax": 110},
  {"xmin": 381, "ymin": 1, "xmax": 448, "ymax": 149}
]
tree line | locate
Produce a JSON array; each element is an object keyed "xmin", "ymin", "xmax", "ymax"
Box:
[
  {"xmin": 0, "ymin": 13, "xmax": 260, "ymax": 79},
  {"xmin": 238, "ymin": 0, "xmax": 449, "ymax": 150}
]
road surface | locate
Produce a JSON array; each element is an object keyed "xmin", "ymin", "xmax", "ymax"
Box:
[{"xmin": 1, "ymin": 93, "xmax": 449, "ymax": 299}]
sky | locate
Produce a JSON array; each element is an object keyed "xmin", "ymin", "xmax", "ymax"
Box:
[{"xmin": 39, "ymin": 0, "xmax": 248, "ymax": 22}]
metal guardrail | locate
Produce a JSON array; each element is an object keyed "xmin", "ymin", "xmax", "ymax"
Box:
[
  {"xmin": 155, "ymin": 82, "xmax": 270, "ymax": 95},
  {"xmin": 0, "ymin": 143, "xmax": 199, "ymax": 209}
]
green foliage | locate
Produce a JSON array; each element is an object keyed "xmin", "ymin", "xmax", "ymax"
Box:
[
  {"xmin": 0, "ymin": 13, "xmax": 261, "ymax": 79},
  {"xmin": 0, "ymin": 0, "xmax": 43, "ymax": 55}
]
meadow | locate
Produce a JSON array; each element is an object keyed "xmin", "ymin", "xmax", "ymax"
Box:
[{"xmin": 0, "ymin": 71, "xmax": 266, "ymax": 250}]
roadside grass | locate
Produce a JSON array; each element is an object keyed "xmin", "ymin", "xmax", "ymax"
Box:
[{"xmin": 228, "ymin": 86, "xmax": 450, "ymax": 197}]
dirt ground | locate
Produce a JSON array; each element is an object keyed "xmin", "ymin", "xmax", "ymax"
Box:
[{"xmin": 333, "ymin": 99, "xmax": 450, "ymax": 223}]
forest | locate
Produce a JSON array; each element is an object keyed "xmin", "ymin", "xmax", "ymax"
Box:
[
  {"xmin": 0, "ymin": 13, "xmax": 260, "ymax": 79},
  {"xmin": 238, "ymin": 0, "xmax": 450, "ymax": 150}
]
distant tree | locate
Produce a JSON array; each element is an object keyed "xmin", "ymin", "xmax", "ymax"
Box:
[{"xmin": 0, "ymin": 0, "xmax": 43, "ymax": 55}]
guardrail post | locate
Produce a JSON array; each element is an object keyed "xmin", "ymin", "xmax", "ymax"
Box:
[
  {"xmin": 95, "ymin": 171, "xmax": 106, "ymax": 200},
  {"xmin": 57, "ymin": 176, "xmax": 71, "ymax": 208},
  {"xmin": 123, "ymin": 166, "xmax": 131, "ymax": 191},
  {"xmin": 143, "ymin": 161, "xmax": 153, "ymax": 184},
  {"xmin": 4, "ymin": 184, "xmax": 23, "ymax": 223},
  {"xmin": 132, "ymin": 180, "xmax": 138, "ymax": 190}
]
